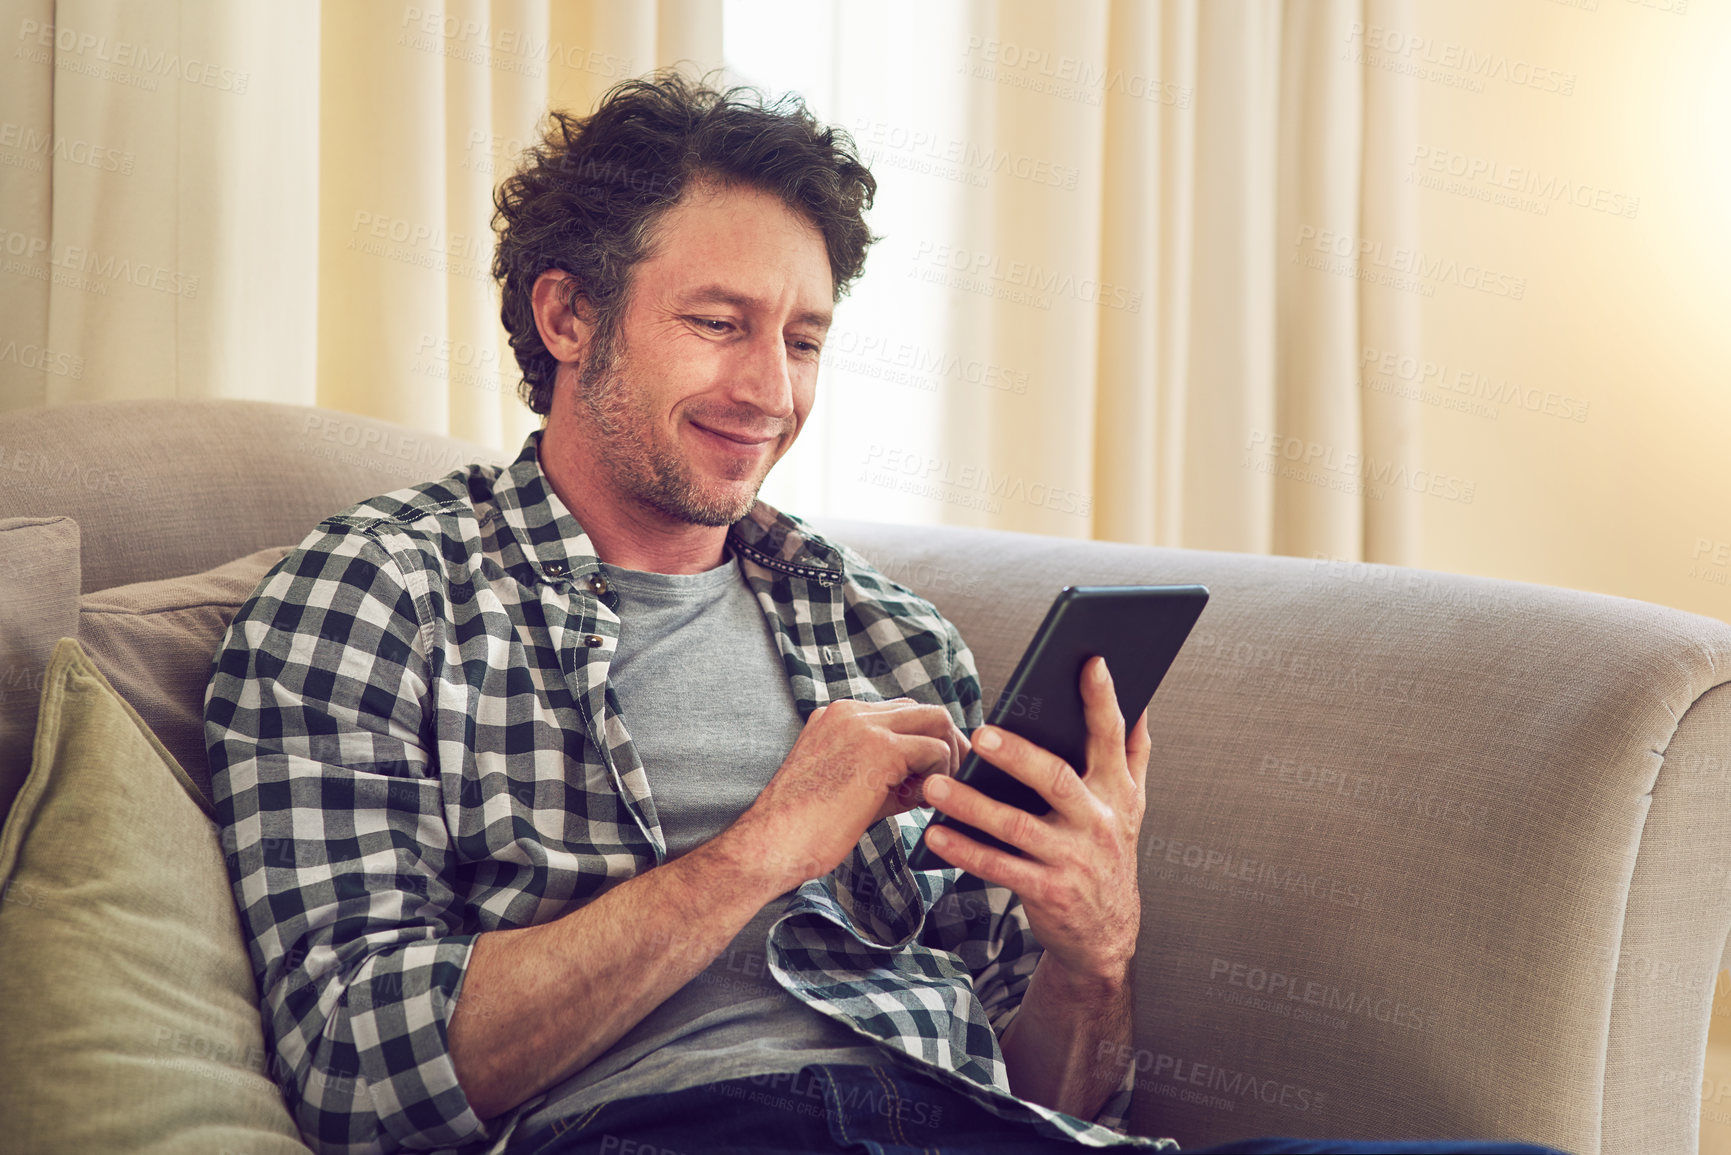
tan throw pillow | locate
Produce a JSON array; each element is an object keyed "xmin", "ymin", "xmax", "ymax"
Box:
[
  {"xmin": 79, "ymin": 546, "xmax": 291, "ymax": 808},
  {"xmin": 0, "ymin": 516, "xmax": 81, "ymax": 826},
  {"xmin": 0, "ymin": 638, "xmax": 312, "ymax": 1154}
]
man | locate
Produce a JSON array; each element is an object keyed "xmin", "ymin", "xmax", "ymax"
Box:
[
  {"xmin": 207, "ymin": 74, "xmax": 1571, "ymax": 1155},
  {"xmin": 208, "ymin": 72, "xmax": 1153, "ymax": 1155}
]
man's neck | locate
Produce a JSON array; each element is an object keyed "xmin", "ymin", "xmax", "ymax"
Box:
[{"xmin": 537, "ymin": 425, "xmax": 732, "ymax": 575}]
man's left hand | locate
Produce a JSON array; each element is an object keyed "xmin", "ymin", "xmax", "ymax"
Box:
[{"xmin": 921, "ymin": 655, "xmax": 1148, "ymax": 987}]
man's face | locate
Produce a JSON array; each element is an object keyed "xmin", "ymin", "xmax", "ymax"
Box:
[{"xmin": 564, "ymin": 180, "xmax": 835, "ymax": 527}]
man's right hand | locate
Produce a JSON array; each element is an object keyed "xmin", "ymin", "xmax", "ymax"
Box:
[
  {"xmin": 452, "ymin": 696, "xmax": 966, "ymax": 1119},
  {"xmin": 728, "ymin": 697, "xmax": 970, "ymax": 892}
]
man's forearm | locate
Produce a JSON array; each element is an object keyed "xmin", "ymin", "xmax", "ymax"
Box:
[
  {"xmin": 998, "ymin": 953, "xmax": 1134, "ymax": 1122},
  {"xmin": 447, "ymin": 826, "xmax": 787, "ymax": 1121}
]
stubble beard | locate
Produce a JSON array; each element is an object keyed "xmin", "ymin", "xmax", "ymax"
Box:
[{"xmin": 574, "ymin": 326, "xmax": 776, "ymax": 528}]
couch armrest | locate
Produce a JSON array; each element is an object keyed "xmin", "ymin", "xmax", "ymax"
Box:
[{"xmin": 816, "ymin": 518, "xmax": 1731, "ymax": 1155}]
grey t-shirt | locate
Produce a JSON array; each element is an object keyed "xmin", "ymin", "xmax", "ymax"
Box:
[{"xmin": 514, "ymin": 548, "xmax": 884, "ymax": 1129}]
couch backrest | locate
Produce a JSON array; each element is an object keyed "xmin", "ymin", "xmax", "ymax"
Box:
[{"xmin": 0, "ymin": 400, "xmax": 508, "ymax": 592}]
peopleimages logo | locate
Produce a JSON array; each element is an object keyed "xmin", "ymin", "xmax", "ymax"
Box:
[
  {"xmin": 824, "ymin": 327, "xmax": 1029, "ymax": 395},
  {"xmin": 16, "ymin": 19, "xmax": 250, "ymax": 93},
  {"xmin": 0, "ymin": 226, "xmax": 200, "ymax": 298},
  {"xmin": 1097, "ymin": 1042, "xmax": 1329, "ymax": 1115},
  {"xmin": 1343, "ymin": 22, "xmax": 1576, "ymax": 96},
  {"xmin": 1254, "ymin": 753, "xmax": 1494, "ymax": 831},
  {"xmin": 1208, "ymin": 957, "xmax": 1435, "ymax": 1033},
  {"xmin": 1360, "ymin": 346, "xmax": 1589, "ymax": 424},
  {"xmin": 0, "ymin": 339, "xmax": 83, "ymax": 379},
  {"xmin": 1245, "ymin": 430, "xmax": 1477, "ymax": 505},
  {"xmin": 1409, "ymin": 146, "xmax": 1640, "ymax": 220},
  {"xmin": 852, "ymin": 117, "xmax": 1082, "ymax": 190},
  {"xmin": 911, "ymin": 240, "xmax": 1143, "ymax": 313},
  {"xmin": 1143, "ymin": 834, "xmax": 1373, "ymax": 910},
  {"xmin": 398, "ymin": 7, "xmax": 633, "ymax": 78},
  {"xmin": 1292, "ymin": 226, "xmax": 1526, "ymax": 301},
  {"xmin": 861, "ymin": 443, "xmax": 1092, "ymax": 517},
  {"xmin": 0, "ymin": 121, "xmax": 135, "ymax": 175},
  {"xmin": 960, "ymin": 37, "xmax": 1193, "ymax": 109}
]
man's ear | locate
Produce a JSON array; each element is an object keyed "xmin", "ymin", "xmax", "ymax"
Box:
[{"xmin": 530, "ymin": 269, "xmax": 595, "ymax": 366}]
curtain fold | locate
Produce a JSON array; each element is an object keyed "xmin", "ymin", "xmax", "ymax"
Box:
[
  {"xmin": 0, "ymin": 0, "xmax": 1418, "ymax": 566},
  {"xmin": 0, "ymin": 0, "xmax": 55, "ymax": 411},
  {"xmin": 1357, "ymin": 0, "xmax": 1422, "ymax": 566},
  {"xmin": 1178, "ymin": 0, "xmax": 1283, "ymax": 554},
  {"xmin": 1275, "ymin": 0, "xmax": 1363, "ymax": 562}
]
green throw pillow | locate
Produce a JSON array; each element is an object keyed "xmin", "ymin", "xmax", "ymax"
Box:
[{"xmin": 0, "ymin": 638, "xmax": 312, "ymax": 1154}]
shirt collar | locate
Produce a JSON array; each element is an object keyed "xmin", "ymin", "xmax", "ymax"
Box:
[{"xmin": 491, "ymin": 428, "xmax": 845, "ymax": 587}]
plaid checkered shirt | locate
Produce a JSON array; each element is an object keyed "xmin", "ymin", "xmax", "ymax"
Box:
[{"xmin": 205, "ymin": 429, "xmax": 1160, "ymax": 1154}]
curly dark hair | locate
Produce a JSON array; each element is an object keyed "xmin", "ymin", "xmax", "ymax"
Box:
[{"xmin": 491, "ymin": 71, "xmax": 879, "ymax": 416}]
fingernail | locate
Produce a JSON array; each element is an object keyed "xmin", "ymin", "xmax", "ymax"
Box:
[
  {"xmin": 925, "ymin": 776, "xmax": 950, "ymax": 799},
  {"xmin": 1093, "ymin": 657, "xmax": 1110, "ymax": 683},
  {"xmin": 975, "ymin": 727, "xmax": 1000, "ymax": 750}
]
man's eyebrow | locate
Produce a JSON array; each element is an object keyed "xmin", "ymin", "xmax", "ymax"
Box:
[{"xmin": 680, "ymin": 285, "xmax": 833, "ymax": 331}]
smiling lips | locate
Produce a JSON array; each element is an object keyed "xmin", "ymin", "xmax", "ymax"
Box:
[{"xmin": 691, "ymin": 420, "xmax": 778, "ymax": 451}]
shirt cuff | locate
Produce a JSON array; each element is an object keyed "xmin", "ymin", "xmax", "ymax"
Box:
[
  {"xmin": 347, "ymin": 935, "xmax": 492, "ymax": 1151},
  {"xmin": 1091, "ymin": 1052, "xmax": 1138, "ymax": 1134}
]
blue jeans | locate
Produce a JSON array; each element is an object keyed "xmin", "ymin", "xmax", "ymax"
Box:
[{"xmin": 505, "ymin": 1061, "xmax": 1575, "ymax": 1155}]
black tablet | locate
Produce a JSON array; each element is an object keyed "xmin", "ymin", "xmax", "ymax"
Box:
[{"xmin": 906, "ymin": 584, "xmax": 1209, "ymax": 872}]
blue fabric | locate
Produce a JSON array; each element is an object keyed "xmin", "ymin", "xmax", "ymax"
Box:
[
  {"xmin": 1185, "ymin": 1141, "xmax": 1571, "ymax": 1154},
  {"xmin": 505, "ymin": 1061, "xmax": 1575, "ymax": 1155}
]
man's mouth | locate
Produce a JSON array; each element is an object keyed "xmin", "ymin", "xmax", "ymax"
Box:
[{"xmin": 691, "ymin": 420, "xmax": 777, "ymax": 448}]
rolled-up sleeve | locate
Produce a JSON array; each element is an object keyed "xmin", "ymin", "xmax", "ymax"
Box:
[{"xmin": 205, "ymin": 521, "xmax": 490, "ymax": 1154}]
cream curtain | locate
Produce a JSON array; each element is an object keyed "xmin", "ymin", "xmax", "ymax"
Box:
[
  {"xmin": 740, "ymin": 0, "xmax": 1420, "ymax": 562},
  {"xmin": 0, "ymin": 0, "xmax": 721, "ymax": 455},
  {"xmin": 0, "ymin": 0, "xmax": 1415, "ymax": 564},
  {"xmin": 0, "ymin": 0, "xmax": 321, "ymax": 411}
]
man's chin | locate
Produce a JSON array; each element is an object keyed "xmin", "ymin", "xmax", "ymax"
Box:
[{"xmin": 642, "ymin": 482, "xmax": 762, "ymax": 528}]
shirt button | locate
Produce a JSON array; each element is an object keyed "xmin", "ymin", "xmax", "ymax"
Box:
[
  {"xmin": 588, "ymin": 573, "xmax": 609, "ymax": 596},
  {"xmin": 585, "ymin": 634, "xmax": 605, "ymax": 648},
  {"xmin": 545, "ymin": 560, "xmax": 569, "ymax": 579}
]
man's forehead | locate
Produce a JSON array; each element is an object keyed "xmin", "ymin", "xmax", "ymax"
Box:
[
  {"xmin": 633, "ymin": 179, "xmax": 836, "ymax": 314},
  {"xmin": 678, "ymin": 283, "xmax": 833, "ymax": 330}
]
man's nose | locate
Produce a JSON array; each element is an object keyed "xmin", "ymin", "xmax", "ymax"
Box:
[{"xmin": 730, "ymin": 329, "xmax": 796, "ymax": 419}]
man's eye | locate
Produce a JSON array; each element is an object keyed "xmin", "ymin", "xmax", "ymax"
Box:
[
  {"xmin": 693, "ymin": 318, "xmax": 733, "ymax": 333},
  {"xmin": 791, "ymin": 339, "xmax": 821, "ymax": 356}
]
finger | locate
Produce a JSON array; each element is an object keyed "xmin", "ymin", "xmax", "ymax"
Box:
[
  {"xmin": 875, "ymin": 699, "xmax": 971, "ymax": 748},
  {"xmin": 1081, "ymin": 656, "xmax": 1131, "ymax": 792},
  {"xmin": 888, "ymin": 733, "xmax": 954, "ymax": 783},
  {"xmin": 851, "ymin": 733, "xmax": 946, "ymax": 806},
  {"xmin": 967, "ymin": 724, "xmax": 1095, "ymax": 822},
  {"xmin": 921, "ymin": 822, "xmax": 1049, "ymax": 893},
  {"xmin": 859, "ymin": 700, "xmax": 972, "ymax": 774},
  {"xmin": 922, "ymin": 773, "xmax": 1061, "ymax": 862},
  {"xmin": 878, "ymin": 773, "xmax": 929, "ymax": 819},
  {"xmin": 1126, "ymin": 706, "xmax": 1151, "ymax": 795},
  {"xmin": 886, "ymin": 727, "xmax": 969, "ymax": 813}
]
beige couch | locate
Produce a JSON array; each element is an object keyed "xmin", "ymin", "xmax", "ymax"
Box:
[{"xmin": 1, "ymin": 398, "xmax": 1728, "ymax": 1155}]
